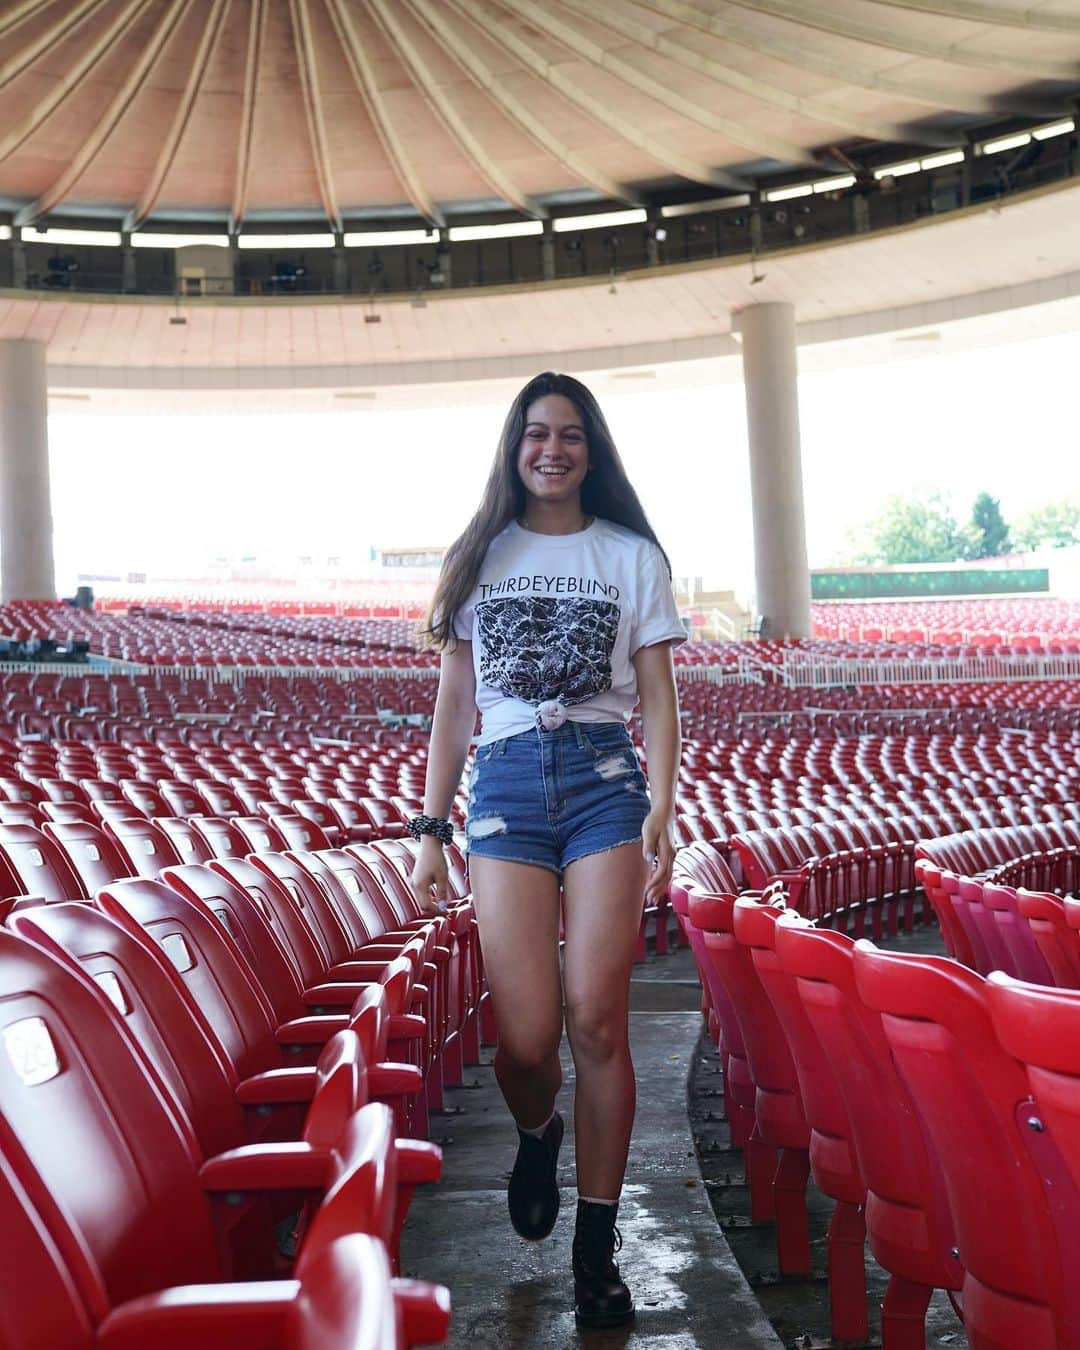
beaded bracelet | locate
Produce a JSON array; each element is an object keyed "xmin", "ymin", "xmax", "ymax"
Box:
[{"xmin": 408, "ymin": 814, "xmax": 454, "ymax": 845}]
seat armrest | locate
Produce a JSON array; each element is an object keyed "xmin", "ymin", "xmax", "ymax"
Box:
[
  {"xmin": 392, "ymin": 1278, "xmax": 453, "ymax": 1347},
  {"xmin": 200, "ymin": 1141, "xmax": 331, "ymax": 1192},
  {"xmin": 98, "ymin": 1285, "xmax": 292, "ymax": 1350},
  {"xmin": 394, "ymin": 1137, "xmax": 442, "ymax": 1184},
  {"xmin": 369, "ymin": 1061, "xmax": 424, "ymax": 1097},
  {"xmin": 276, "ymin": 1014, "xmax": 350, "ymax": 1046},
  {"xmin": 235, "ymin": 1066, "xmax": 317, "ymax": 1105}
]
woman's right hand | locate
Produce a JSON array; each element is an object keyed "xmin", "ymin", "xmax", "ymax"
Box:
[{"xmin": 409, "ymin": 836, "xmax": 450, "ymax": 916}]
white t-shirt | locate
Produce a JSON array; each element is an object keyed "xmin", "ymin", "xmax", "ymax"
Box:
[{"xmin": 452, "ymin": 517, "xmax": 685, "ymax": 745}]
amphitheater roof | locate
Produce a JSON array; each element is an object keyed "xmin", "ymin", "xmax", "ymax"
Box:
[{"xmin": 1, "ymin": 0, "xmax": 1079, "ymax": 230}]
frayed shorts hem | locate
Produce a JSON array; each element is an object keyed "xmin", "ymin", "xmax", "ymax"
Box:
[{"xmin": 465, "ymin": 835, "xmax": 643, "ymax": 878}]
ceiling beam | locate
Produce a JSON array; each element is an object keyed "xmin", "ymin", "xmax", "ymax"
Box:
[
  {"xmin": 362, "ymin": 0, "xmax": 541, "ymax": 218},
  {"xmin": 497, "ymin": 0, "xmax": 811, "ymax": 169},
  {"xmin": 863, "ymin": 0, "xmax": 1080, "ymax": 34},
  {"xmin": 723, "ymin": 0, "xmax": 1080, "ymax": 82},
  {"xmin": 416, "ymin": 0, "xmax": 641, "ymax": 206},
  {"xmin": 289, "ymin": 0, "xmax": 342, "ymax": 234},
  {"xmin": 13, "ymin": 0, "xmax": 195, "ymax": 225},
  {"xmin": 560, "ymin": 0, "xmax": 955, "ymax": 150},
  {"xmin": 475, "ymin": 0, "xmax": 750, "ymax": 190},
  {"xmin": 230, "ymin": 0, "xmax": 266, "ymax": 234},
  {"xmin": 0, "ymin": 0, "xmax": 149, "ymax": 166},
  {"xmin": 0, "ymin": 0, "xmax": 108, "ymax": 88},
  {"xmin": 0, "ymin": 0, "xmax": 54, "ymax": 41},
  {"xmin": 635, "ymin": 0, "xmax": 1070, "ymax": 118},
  {"xmin": 324, "ymin": 0, "xmax": 445, "ymax": 227},
  {"xmin": 124, "ymin": 0, "xmax": 231, "ymax": 234}
]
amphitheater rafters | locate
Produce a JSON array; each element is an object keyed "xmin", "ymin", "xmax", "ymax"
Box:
[
  {"xmin": 862, "ymin": 0, "xmax": 1080, "ymax": 31},
  {"xmin": 289, "ymin": 0, "xmax": 344, "ymax": 235},
  {"xmin": 0, "ymin": 1, "xmax": 1078, "ymax": 228},
  {"xmin": 722, "ymin": 0, "xmax": 1080, "ymax": 80},
  {"xmin": 323, "ymin": 0, "xmax": 445, "ymax": 227},
  {"xmin": 229, "ymin": 0, "xmax": 267, "ymax": 235},
  {"xmin": 11, "ymin": 0, "xmax": 197, "ymax": 228},
  {"xmin": 494, "ymin": 0, "xmax": 831, "ymax": 170},
  {"xmin": 0, "ymin": 0, "xmax": 148, "ymax": 164},
  {"xmin": 362, "ymin": 0, "xmax": 542, "ymax": 219},
  {"xmin": 632, "ymin": 0, "xmax": 1072, "ymax": 117},
  {"xmin": 123, "ymin": 0, "xmax": 232, "ymax": 235},
  {"xmin": 557, "ymin": 0, "xmax": 947, "ymax": 149},
  {"xmin": 0, "ymin": 0, "xmax": 102, "ymax": 86},
  {"xmin": 412, "ymin": 0, "xmax": 640, "ymax": 208},
  {"xmin": 474, "ymin": 0, "xmax": 756, "ymax": 188}
]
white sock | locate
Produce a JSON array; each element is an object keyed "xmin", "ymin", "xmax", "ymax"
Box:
[
  {"xmin": 578, "ymin": 1195, "xmax": 618, "ymax": 1207},
  {"xmin": 519, "ymin": 1111, "xmax": 555, "ymax": 1139}
]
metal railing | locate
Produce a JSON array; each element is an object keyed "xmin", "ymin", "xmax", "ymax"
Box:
[{"xmin": 778, "ymin": 652, "xmax": 1080, "ymax": 688}]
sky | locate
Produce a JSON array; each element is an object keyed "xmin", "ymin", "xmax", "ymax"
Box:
[{"xmin": 46, "ymin": 325, "xmax": 1080, "ymax": 602}]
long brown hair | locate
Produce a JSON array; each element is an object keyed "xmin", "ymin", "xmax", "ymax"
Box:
[{"xmin": 422, "ymin": 371, "xmax": 670, "ymax": 650}]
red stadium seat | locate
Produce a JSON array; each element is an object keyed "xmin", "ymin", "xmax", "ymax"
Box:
[
  {"xmin": 773, "ymin": 917, "xmax": 963, "ymax": 1347},
  {"xmin": 855, "ymin": 945, "xmax": 1078, "ymax": 1350}
]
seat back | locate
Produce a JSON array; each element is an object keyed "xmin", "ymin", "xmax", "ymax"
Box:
[
  {"xmin": 249, "ymin": 851, "xmax": 357, "ymax": 969},
  {"xmin": 695, "ymin": 892, "xmax": 807, "ymax": 1149},
  {"xmin": 987, "ymin": 973, "xmax": 1080, "ymax": 1202},
  {"xmin": 232, "ymin": 815, "xmax": 288, "ymax": 854},
  {"xmin": 855, "ymin": 944, "xmax": 1075, "ymax": 1347},
  {"xmin": 773, "ymin": 916, "xmax": 961, "ymax": 1292},
  {"xmin": 983, "ymin": 882, "xmax": 1054, "ymax": 984},
  {"xmin": 40, "ymin": 820, "xmax": 131, "ymax": 895},
  {"xmin": 162, "ymin": 862, "xmax": 306, "ymax": 1026},
  {"xmin": 1016, "ymin": 889, "xmax": 1080, "ymax": 989},
  {"xmin": 153, "ymin": 815, "xmax": 217, "ymax": 863},
  {"xmin": 210, "ymin": 855, "xmax": 331, "ymax": 991},
  {"xmin": 190, "ymin": 815, "xmax": 249, "ymax": 860},
  {"xmin": 0, "ymin": 929, "xmax": 221, "ymax": 1303},
  {"xmin": 0, "ymin": 1143, "xmax": 99, "ymax": 1348},
  {"xmin": 96, "ymin": 877, "xmax": 280, "ymax": 1081},
  {"xmin": 302, "ymin": 849, "xmax": 392, "ymax": 946},
  {"xmin": 345, "ymin": 844, "xmax": 421, "ymax": 926},
  {"xmin": 102, "ymin": 817, "xmax": 184, "ymax": 878},
  {"xmin": 734, "ymin": 899, "xmax": 862, "ymax": 1205},
  {"xmin": 0, "ymin": 823, "xmax": 88, "ymax": 902},
  {"xmin": 9, "ymin": 902, "xmax": 243, "ymax": 1159},
  {"xmin": 272, "ymin": 813, "xmax": 332, "ymax": 852}
]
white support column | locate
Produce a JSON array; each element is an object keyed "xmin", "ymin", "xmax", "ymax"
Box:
[
  {"xmin": 738, "ymin": 301, "xmax": 811, "ymax": 639},
  {"xmin": 0, "ymin": 338, "xmax": 55, "ymax": 602}
]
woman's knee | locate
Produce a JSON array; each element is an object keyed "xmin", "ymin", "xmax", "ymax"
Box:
[
  {"xmin": 566, "ymin": 1000, "xmax": 628, "ymax": 1065},
  {"xmin": 496, "ymin": 1029, "xmax": 562, "ymax": 1074}
]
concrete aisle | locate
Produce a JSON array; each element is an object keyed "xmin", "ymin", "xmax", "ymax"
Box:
[{"xmin": 400, "ymin": 946, "xmax": 782, "ymax": 1349}]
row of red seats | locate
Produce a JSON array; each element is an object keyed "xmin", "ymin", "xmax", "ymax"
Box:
[
  {"xmin": 812, "ymin": 598, "xmax": 1080, "ymax": 646},
  {"xmin": 0, "ymin": 837, "xmax": 461, "ymax": 1346},
  {"xmin": 673, "ymin": 841, "xmax": 1080, "ymax": 1349},
  {"xmin": 0, "ymin": 814, "xmax": 489, "ymax": 1125}
]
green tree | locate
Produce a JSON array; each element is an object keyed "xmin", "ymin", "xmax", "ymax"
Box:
[
  {"xmin": 968, "ymin": 491, "xmax": 1011, "ymax": 558},
  {"xmin": 1013, "ymin": 500, "xmax": 1080, "ymax": 552},
  {"xmin": 853, "ymin": 492, "xmax": 975, "ymax": 565}
]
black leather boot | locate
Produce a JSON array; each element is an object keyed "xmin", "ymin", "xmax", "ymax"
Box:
[
  {"xmin": 572, "ymin": 1198, "xmax": 634, "ymax": 1328},
  {"xmin": 507, "ymin": 1111, "xmax": 563, "ymax": 1240}
]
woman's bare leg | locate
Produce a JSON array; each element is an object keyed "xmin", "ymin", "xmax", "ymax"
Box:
[
  {"xmin": 562, "ymin": 842, "xmax": 647, "ymax": 1199},
  {"xmin": 469, "ymin": 856, "xmax": 564, "ymax": 1128}
]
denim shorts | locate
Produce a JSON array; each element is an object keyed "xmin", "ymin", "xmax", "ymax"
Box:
[{"xmin": 465, "ymin": 720, "xmax": 651, "ymax": 875}]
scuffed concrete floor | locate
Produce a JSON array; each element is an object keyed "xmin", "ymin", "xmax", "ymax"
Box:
[{"xmin": 401, "ymin": 943, "xmax": 783, "ymax": 1348}]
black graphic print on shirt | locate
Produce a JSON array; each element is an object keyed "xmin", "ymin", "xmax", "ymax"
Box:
[{"xmin": 475, "ymin": 596, "xmax": 620, "ymax": 706}]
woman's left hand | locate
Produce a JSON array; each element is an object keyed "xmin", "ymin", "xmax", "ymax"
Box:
[{"xmin": 641, "ymin": 809, "xmax": 675, "ymax": 907}]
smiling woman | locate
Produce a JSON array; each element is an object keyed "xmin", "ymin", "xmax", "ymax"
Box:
[{"xmin": 409, "ymin": 370, "xmax": 683, "ymax": 1329}]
